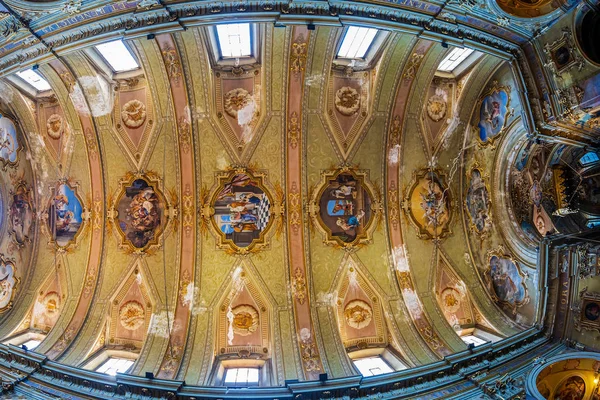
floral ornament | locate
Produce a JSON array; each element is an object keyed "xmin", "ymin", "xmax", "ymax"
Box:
[
  {"xmin": 344, "ymin": 300, "xmax": 372, "ymax": 329},
  {"xmin": 440, "ymin": 287, "xmax": 461, "ymax": 314},
  {"xmin": 46, "ymin": 114, "xmax": 64, "ymax": 140},
  {"xmin": 42, "ymin": 291, "xmax": 60, "ymax": 315},
  {"xmin": 119, "ymin": 300, "xmax": 145, "ymax": 331},
  {"xmin": 426, "ymin": 94, "xmax": 447, "ymax": 122},
  {"xmin": 224, "ymin": 88, "xmax": 252, "ymax": 118},
  {"xmin": 121, "ymin": 99, "xmax": 147, "ymax": 129},
  {"xmin": 230, "ymin": 304, "xmax": 259, "ymax": 336},
  {"xmin": 335, "ymin": 86, "xmax": 360, "ymax": 116}
]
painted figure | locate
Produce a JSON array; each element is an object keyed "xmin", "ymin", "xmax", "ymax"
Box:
[
  {"xmin": 0, "ymin": 261, "xmax": 16, "ymax": 310},
  {"xmin": 0, "ymin": 116, "xmax": 19, "ymax": 163},
  {"xmin": 318, "ymin": 172, "xmax": 372, "ymax": 244},
  {"xmin": 50, "ymin": 184, "xmax": 83, "ymax": 247},
  {"xmin": 478, "ymin": 90, "xmax": 509, "ymax": 142},
  {"xmin": 466, "ymin": 170, "xmax": 490, "ymax": 233},
  {"xmin": 9, "ymin": 183, "xmax": 33, "ymax": 245},
  {"xmin": 119, "ymin": 179, "xmax": 162, "ymax": 249},
  {"xmin": 213, "ymin": 173, "xmax": 270, "ymax": 248},
  {"xmin": 555, "ymin": 376, "xmax": 585, "ymax": 400},
  {"xmin": 489, "ymin": 255, "xmax": 525, "ymax": 305}
]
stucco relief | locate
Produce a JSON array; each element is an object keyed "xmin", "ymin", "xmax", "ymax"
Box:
[
  {"xmin": 335, "ymin": 86, "xmax": 360, "ymax": 116},
  {"xmin": 344, "ymin": 300, "xmax": 372, "ymax": 330},
  {"xmin": 230, "ymin": 304, "xmax": 259, "ymax": 336},
  {"xmin": 121, "ymin": 99, "xmax": 147, "ymax": 129},
  {"xmin": 119, "ymin": 300, "xmax": 146, "ymax": 331},
  {"xmin": 46, "ymin": 114, "xmax": 64, "ymax": 140}
]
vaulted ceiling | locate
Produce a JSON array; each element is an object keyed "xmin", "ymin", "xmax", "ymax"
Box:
[{"xmin": 0, "ymin": 0, "xmax": 598, "ymax": 388}]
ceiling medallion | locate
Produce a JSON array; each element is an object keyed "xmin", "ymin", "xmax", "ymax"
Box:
[
  {"xmin": 476, "ymin": 81, "xmax": 511, "ymax": 146},
  {"xmin": 224, "ymin": 88, "xmax": 252, "ymax": 118},
  {"xmin": 426, "ymin": 94, "xmax": 447, "ymax": 122},
  {"xmin": 404, "ymin": 168, "xmax": 452, "ymax": 241},
  {"xmin": 205, "ymin": 167, "xmax": 280, "ymax": 254},
  {"xmin": 440, "ymin": 287, "xmax": 461, "ymax": 314},
  {"xmin": 484, "ymin": 247, "xmax": 530, "ymax": 314},
  {"xmin": 108, "ymin": 172, "xmax": 175, "ymax": 254},
  {"xmin": 42, "ymin": 291, "xmax": 60, "ymax": 316},
  {"xmin": 335, "ymin": 86, "xmax": 360, "ymax": 116},
  {"xmin": 465, "ymin": 165, "xmax": 492, "ymax": 239},
  {"xmin": 46, "ymin": 114, "xmax": 64, "ymax": 140},
  {"xmin": 43, "ymin": 180, "xmax": 88, "ymax": 250},
  {"xmin": 0, "ymin": 255, "xmax": 18, "ymax": 313},
  {"xmin": 119, "ymin": 300, "xmax": 146, "ymax": 331},
  {"xmin": 0, "ymin": 115, "xmax": 21, "ymax": 169},
  {"xmin": 308, "ymin": 167, "xmax": 381, "ymax": 248},
  {"xmin": 121, "ymin": 99, "xmax": 147, "ymax": 129},
  {"xmin": 230, "ymin": 304, "xmax": 259, "ymax": 336},
  {"xmin": 344, "ymin": 300, "xmax": 372, "ymax": 330}
]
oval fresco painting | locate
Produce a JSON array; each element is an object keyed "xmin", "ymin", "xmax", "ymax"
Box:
[
  {"xmin": 0, "ymin": 259, "xmax": 16, "ymax": 312},
  {"xmin": 117, "ymin": 178, "xmax": 163, "ymax": 249},
  {"xmin": 317, "ymin": 172, "xmax": 372, "ymax": 244},
  {"xmin": 466, "ymin": 169, "xmax": 491, "ymax": 234},
  {"xmin": 405, "ymin": 169, "xmax": 451, "ymax": 240},
  {"xmin": 9, "ymin": 180, "xmax": 33, "ymax": 246},
  {"xmin": 477, "ymin": 87, "xmax": 509, "ymax": 143},
  {"xmin": 554, "ymin": 376, "xmax": 585, "ymax": 400},
  {"xmin": 212, "ymin": 173, "xmax": 271, "ymax": 248},
  {"xmin": 49, "ymin": 183, "xmax": 83, "ymax": 247},
  {"xmin": 0, "ymin": 115, "xmax": 19, "ymax": 165},
  {"xmin": 489, "ymin": 255, "xmax": 526, "ymax": 306}
]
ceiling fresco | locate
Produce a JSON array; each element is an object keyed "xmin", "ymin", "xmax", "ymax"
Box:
[{"xmin": 0, "ymin": 0, "xmax": 597, "ymax": 392}]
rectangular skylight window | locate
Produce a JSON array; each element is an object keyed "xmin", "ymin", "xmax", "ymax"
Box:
[
  {"xmin": 438, "ymin": 47, "xmax": 475, "ymax": 72},
  {"xmin": 224, "ymin": 367, "xmax": 259, "ymax": 386},
  {"xmin": 353, "ymin": 356, "xmax": 394, "ymax": 377},
  {"xmin": 337, "ymin": 27, "xmax": 378, "ymax": 59},
  {"xmin": 95, "ymin": 357, "xmax": 134, "ymax": 376},
  {"xmin": 580, "ymin": 151, "xmax": 599, "ymax": 166},
  {"xmin": 216, "ymin": 23, "xmax": 252, "ymax": 58},
  {"xmin": 16, "ymin": 70, "xmax": 51, "ymax": 92},
  {"xmin": 95, "ymin": 40, "xmax": 139, "ymax": 73},
  {"xmin": 20, "ymin": 339, "xmax": 41, "ymax": 350},
  {"xmin": 461, "ymin": 334, "xmax": 488, "ymax": 347}
]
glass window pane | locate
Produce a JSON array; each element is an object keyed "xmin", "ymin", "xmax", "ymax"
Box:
[
  {"xmin": 216, "ymin": 23, "xmax": 252, "ymax": 58},
  {"xmin": 96, "ymin": 357, "xmax": 134, "ymax": 375},
  {"xmin": 224, "ymin": 368, "xmax": 260, "ymax": 385},
  {"xmin": 16, "ymin": 70, "xmax": 51, "ymax": 91},
  {"xmin": 438, "ymin": 47, "xmax": 474, "ymax": 72},
  {"xmin": 580, "ymin": 152, "xmax": 599, "ymax": 165},
  {"xmin": 95, "ymin": 40, "xmax": 139, "ymax": 72},
  {"xmin": 20, "ymin": 339, "xmax": 41, "ymax": 350},
  {"xmin": 353, "ymin": 356, "xmax": 394, "ymax": 377},
  {"xmin": 337, "ymin": 27, "xmax": 379, "ymax": 59},
  {"xmin": 461, "ymin": 335, "xmax": 487, "ymax": 346}
]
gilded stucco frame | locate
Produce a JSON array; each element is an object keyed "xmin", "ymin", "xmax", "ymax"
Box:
[
  {"xmin": 42, "ymin": 179, "xmax": 89, "ymax": 250},
  {"xmin": 483, "ymin": 248, "xmax": 530, "ymax": 314},
  {"xmin": 403, "ymin": 168, "xmax": 453, "ymax": 241},
  {"xmin": 108, "ymin": 171, "xmax": 174, "ymax": 254},
  {"xmin": 475, "ymin": 82, "xmax": 512, "ymax": 147},
  {"xmin": 308, "ymin": 167, "xmax": 381, "ymax": 249}
]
